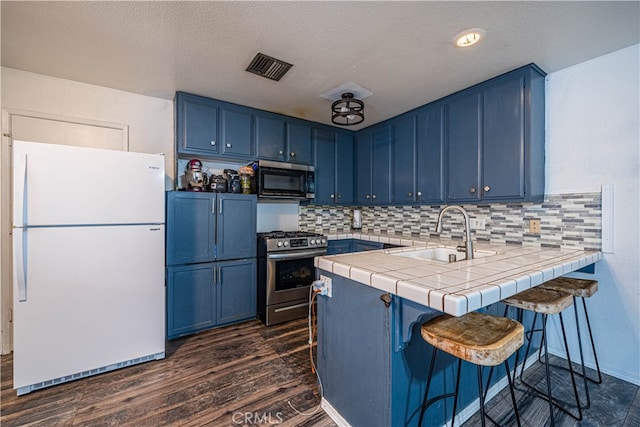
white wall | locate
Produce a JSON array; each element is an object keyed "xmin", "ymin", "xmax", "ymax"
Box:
[
  {"xmin": 1, "ymin": 67, "xmax": 174, "ymax": 180},
  {"xmin": 545, "ymin": 44, "xmax": 640, "ymax": 385}
]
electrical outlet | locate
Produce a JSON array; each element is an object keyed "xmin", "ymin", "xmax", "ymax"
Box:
[
  {"xmin": 319, "ymin": 275, "xmax": 332, "ymax": 298},
  {"xmin": 470, "ymin": 218, "xmax": 486, "ymax": 230},
  {"xmin": 316, "ymin": 215, "xmax": 323, "ymax": 225},
  {"xmin": 528, "ymin": 219, "xmax": 541, "ymax": 234}
]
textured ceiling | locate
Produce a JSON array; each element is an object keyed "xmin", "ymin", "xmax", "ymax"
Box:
[{"xmin": 2, "ymin": 1, "xmax": 639, "ymax": 130}]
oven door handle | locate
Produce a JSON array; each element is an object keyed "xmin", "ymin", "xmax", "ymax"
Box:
[{"xmin": 267, "ymin": 249, "xmax": 327, "ymax": 260}]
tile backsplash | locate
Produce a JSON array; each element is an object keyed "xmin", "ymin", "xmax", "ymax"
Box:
[{"xmin": 299, "ymin": 192, "xmax": 601, "ymax": 250}]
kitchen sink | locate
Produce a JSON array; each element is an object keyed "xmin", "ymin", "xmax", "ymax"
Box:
[{"xmin": 388, "ymin": 246, "xmax": 497, "ymax": 263}]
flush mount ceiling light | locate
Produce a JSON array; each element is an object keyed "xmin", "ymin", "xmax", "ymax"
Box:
[
  {"xmin": 453, "ymin": 28, "xmax": 486, "ymax": 48},
  {"xmin": 331, "ymin": 93, "xmax": 365, "ymax": 126}
]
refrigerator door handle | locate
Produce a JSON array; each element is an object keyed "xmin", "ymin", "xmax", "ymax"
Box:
[
  {"xmin": 13, "ymin": 227, "xmax": 27, "ymax": 302},
  {"xmin": 14, "ymin": 153, "xmax": 28, "ymax": 227}
]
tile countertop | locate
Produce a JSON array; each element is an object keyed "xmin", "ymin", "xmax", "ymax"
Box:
[{"xmin": 315, "ymin": 233, "xmax": 602, "ymax": 316}]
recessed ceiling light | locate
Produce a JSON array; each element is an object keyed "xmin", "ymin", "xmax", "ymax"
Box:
[{"xmin": 453, "ymin": 28, "xmax": 486, "ymax": 48}]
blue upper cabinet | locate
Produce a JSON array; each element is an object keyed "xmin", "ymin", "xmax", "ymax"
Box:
[
  {"xmin": 166, "ymin": 192, "xmax": 256, "ymax": 265},
  {"xmin": 314, "ymin": 127, "xmax": 354, "ymax": 205},
  {"xmin": 446, "ymin": 64, "xmax": 545, "ymax": 203},
  {"xmin": 391, "ymin": 103, "xmax": 445, "ymax": 204},
  {"xmin": 166, "ymin": 191, "xmax": 217, "ymax": 265},
  {"xmin": 286, "ymin": 121, "xmax": 313, "ymax": 164},
  {"xmin": 356, "ymin": 124, "xmax": 392, "ymax": 205},
  {"xmin": 255, "ymin": 114, "xmax": 286, "ymax": 160},
  {"xmin": 216, "ymin": 193, "xmax": 257, "ymax": 260},
  {"xmin": 176, "ymin": 93, "xmax": 220, "ymax": 155},
  {"xmin": 256, "ymin": 116, "xmax": 313, "ymax": 165},
  {"xmin": 416, "ymin": 103, "xmax": 446, "ymax": 203},
  {"xmin": 446, "ymin": 91, "xmax": 483, "ymax": 202},
  {"xmin": 220, "ymin": 105, "xmax": 254, "ymax": 158}
]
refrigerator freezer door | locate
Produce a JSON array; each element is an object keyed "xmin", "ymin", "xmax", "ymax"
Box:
[
  {"xmin": 12, "ymin": 225, "xmax": 165, "ymax": 390},
  {"xmin": 12, "ymin": 140, "xmax": 165, "ymax": 226}
]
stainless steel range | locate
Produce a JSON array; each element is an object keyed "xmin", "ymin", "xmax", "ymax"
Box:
[{"xmin": 257, "ymin": 231, "xmax": 327, "ymax": 326}]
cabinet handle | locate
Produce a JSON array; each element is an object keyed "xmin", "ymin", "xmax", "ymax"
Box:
[
  {"xmin": 278, "ymin": 150, "xmax": 284, "ymax": 155},
  {"xmin": 211, "ymin": 199, "xmax": 215, "ymax": 213},
  {"xmin": 290, "ymin": 152, "xmax": 296, "ymax": 157},
  {"xmin": 226, "ymin": 143, "xmax": 232, "ymax": 148},
  {"xmin": 219, "ymin": 199, "xmax": 223, "ymax": 214},
  {"xmin": 483, "ymin": 185, "xmax": 491, "ymax": 192},
  {"xmin": 407, "ymin": 192, "xmax": 413, "ymax": 197},
  {"xmin": 372, "ymin": 194, "xmax": 377, "ymax": 199},
  {"xmin": 337, "ymin": 194, "xmax": 342, "ymax": 199},
  {"xmin": 469, "ymin": 187, "xmax": 477, "ymax": 194},
  {"xmin": 330, "ymin": 194, "xmax": 335, "ymax": 199},
  {"xmin": 417, "ymin": 191, "xmax": 422, "ymax": 197},
  {"xmin": 366, "ymin": 194, "xmax": 371, "ymax": 199},
  {"xmin": 210, "ymin": 140, "xmax": 216, "ymax": 146}
]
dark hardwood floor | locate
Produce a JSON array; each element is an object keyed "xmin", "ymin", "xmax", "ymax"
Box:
[
  {"xmin": 1, "ymin": 318, "xmax": 638, "ymax": 426},
  {"xmin": 1, "ymin": 319, "xmax": 335, "ymax": 427}
]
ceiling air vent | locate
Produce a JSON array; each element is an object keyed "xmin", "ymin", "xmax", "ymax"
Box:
[{"xmin": 246, "ymin": 53, "xmax": 293, "ymax": 81}]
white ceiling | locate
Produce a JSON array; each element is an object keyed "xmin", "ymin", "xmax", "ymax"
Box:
[{"xmin": 2, "ymin": 1, "xmax": 639, "ymax": 130}]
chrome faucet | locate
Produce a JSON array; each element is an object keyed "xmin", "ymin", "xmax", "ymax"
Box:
[{"xmin": 435, "ymin": 205, "xmax": 474, "ymax": 260}]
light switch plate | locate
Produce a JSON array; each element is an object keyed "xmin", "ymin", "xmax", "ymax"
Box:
[{"xmin": 529, "ymin": 219, "xmax": 541, "ymax": 233}]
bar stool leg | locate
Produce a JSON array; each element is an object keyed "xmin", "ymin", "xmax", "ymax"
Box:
[
  {"xmin": 418, "ymin": 351, "xmax": 462, "ymax": 427},
  {"xmin": 580, "ymin": 297, "xmax": 603, "ymax": 384},
  {"xmin": 558, "ymin": 313, "xmax": 583, "ymax": 421},
  {"xmin": 476, "ymin": 366, "xmax": 487, "ymax": 427},
  {"xmin": 418, "ymin": 348, "xmax": 439, "ymax": 426}
]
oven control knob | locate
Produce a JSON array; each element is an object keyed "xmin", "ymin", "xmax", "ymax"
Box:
[
  {"xmin": 321, "ymin": 238, "xmax": 327, "ymax": 244},
  {"xmin": 310, "ymin": 239, "xmax": 316, "ymax": 245},
  {"xmin": 277, "ymin": 241, "xmax": 283, "ymax": 247},
  {"xmin": 283, "ymin": 241, "xmax": 289, "ymax": 247}
]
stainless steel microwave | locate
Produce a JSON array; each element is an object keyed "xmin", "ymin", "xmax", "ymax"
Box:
[{"xmin": 257, "ymin": 160, "xmax": 315, "ymax": 200}]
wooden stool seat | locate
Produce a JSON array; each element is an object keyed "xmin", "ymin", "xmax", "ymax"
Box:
[
  {"xmin": 421, "ymin": 311, "xmax": 524, "ymax": 367},
  {"xmin": 539, "ymin": 277, "xmax": 598, "ymax": 298},
  {"xmin": 502, "ymin": 287, "xmax": 572, "ymax": 315},
  {"xmin": 419, "ymin": 311, "xmax": 524, "ymax": 426}
]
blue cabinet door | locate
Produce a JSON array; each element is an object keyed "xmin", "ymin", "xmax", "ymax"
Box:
[
  {"xmin": 357, "ymin": 125, "xmax": 392, "ymax": 204},
  {"xmin": 335, "ymin": 131, "xmax": 355, "ymax": 204},
  {"xmin": 166, "ymin": 192, "xmax": 216, "ymax": 265},
  {"xmin": 392, "ymin": 114, "xmax": 417, "ymax": 204},
  {"xmin": 176, "ymin": 93, "xmax": 220, "ymax": 155},
  {"xmin": 446, "ymin": 92, "xmax": 482, "ymax": 202},
  {"xmin": 287, "ymin": 121, "xmax": 313, "ymax": 165},
  {"xmin": 416, "ymin": 103, "xmax": 446, "ymax": 203},
  {"xmin": 482, "ymin": 74, "xmax": 525, "ymax": 200},
  {"xmin": 216, "ymin": 194, "xmax": 257, "ymax": 260},
  {"xmin": 217, "ymin": 258, "xmax": 257, "ymax": 325},
  {"xmin": 314, "ymin": 128, "xmax": 337, "ymax": 205},
  {"xmin": 355, "ymin": 129, "xmax": 373, "ymax": 204},
  {"xmin": 255, "ymin": 114, "xmax": 286, "ymax": 161},
  {"xmin": 372, "ymin": 125, "xmax": 392, "ymax": 204},
  {"xmin": 221, "ymin": 106, "xmax": 254, "ymax": 158},
  {"xmin": 166, "ymin": 263, "xmax": 217, "ymax": 338}
]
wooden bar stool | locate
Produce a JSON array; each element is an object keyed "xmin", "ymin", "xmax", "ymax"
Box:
[
  {"xmin": 540, "ymin": 277, "xmax": 602, "ymax": 384},
  {"xmin": 502, "ymin": 287, "xmax": 582, "ymax": 426},
  {"xmin": 418, "ymin": 311, "xmax": 524, "ymax": 427}
]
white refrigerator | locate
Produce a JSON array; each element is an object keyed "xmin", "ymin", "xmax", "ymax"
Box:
[{"xmin": 12, "ymin": 140, "xmax": 166, "ymax": 395}]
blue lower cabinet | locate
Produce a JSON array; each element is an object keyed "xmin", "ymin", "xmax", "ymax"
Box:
[
  {"xmin": 166, "ymin": 259, "xmax": 256, "ymax": 339},
  {"xmin": 217, "ymin": 258, "xmax": 257, "ymax": 325}
]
